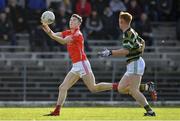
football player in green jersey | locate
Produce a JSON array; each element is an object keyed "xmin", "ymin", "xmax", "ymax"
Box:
[{"xmin": 98, "ymin": 12, "xmax": 156, "ymax": 116}]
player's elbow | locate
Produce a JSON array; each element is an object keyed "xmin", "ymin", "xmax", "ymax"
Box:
[
  {"xmin": 60, "ymin": 41, "xmax": 67, "ymax": 45},
  {"xmin": 53, "ymin": 37, "xmax": 67, "ymax": 45}
]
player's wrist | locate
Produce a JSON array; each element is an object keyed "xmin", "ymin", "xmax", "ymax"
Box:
[
  {"xmin": 47, "ymin": 30, "xmax": 53, "ymax": 35},
  {"xmin": 109, "ymin": 50, "xmax": 112, "ymax": 56}
]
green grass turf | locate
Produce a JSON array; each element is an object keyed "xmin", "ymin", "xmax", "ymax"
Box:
[{"xmin": 0, "ymin": 107, "xmax": 180, "ymax": 120}]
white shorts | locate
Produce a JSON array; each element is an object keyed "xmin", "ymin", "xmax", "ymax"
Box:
[
  {"xmin": 70, "ymin": 60, "xmax": 92, "ymax": 78},
  {"xmin": 125, "ymin": 57, "xmax": 145, "ymax": 76}
]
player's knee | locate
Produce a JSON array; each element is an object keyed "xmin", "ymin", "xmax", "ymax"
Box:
[
  {"xmin": 118, "ymin": 88, "xmax": 123, "ymax": 93},
  {"xmin": 118, "ymin": 86, "xmax": 125, "ymax": 93}
]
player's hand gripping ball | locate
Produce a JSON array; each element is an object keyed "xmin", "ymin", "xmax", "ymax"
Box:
[{"xmin": 41, "ymin": 11, "xmax": 55, "ymax": 25}]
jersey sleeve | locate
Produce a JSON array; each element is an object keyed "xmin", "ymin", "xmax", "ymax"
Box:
[
  {"xmin": 61, "ymin": 31, "xmax": 66, "ymax": 38},
  {"xmin": 61, "ymin": 30, "xmax": 70, "ymax": 38},
  {"xmin": 137, "ymin": 35, "xmax": 144, "ymax": 43}
]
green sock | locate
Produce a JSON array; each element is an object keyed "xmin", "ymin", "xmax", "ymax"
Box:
[
  {"xmin": 144, "ymin": 105, "xmax": 153, "ymax": 112},
  {"xmin": 140, "ymin": 84, "xmax": 148, "ymax": 92}
]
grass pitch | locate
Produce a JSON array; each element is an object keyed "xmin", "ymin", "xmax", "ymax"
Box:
[{"xmin": 0, "ymin": 107, "xmax": 180, "ymax": 121}]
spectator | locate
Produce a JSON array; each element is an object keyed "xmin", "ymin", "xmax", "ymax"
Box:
[
  {"xmin": 83, "ymin": 10, "xmax": 103, "ymax": 40},
  {"xmin": 109, "ymin": 0, "xmax": 126, "ymax": 32},
  {"xmin": 48, "ymin": 1, "xmax": 61, "ymax": 11},
  {"xmin": 109, "ymin": 0, "xmax": 126, "ymax": 13},
  {"xmin": 128, "ymin": 0, "xmax": 142, "ymax": 27},
  {"xmin": 139, "ymin": 0, "xmax": 158, "ymax": 21},
  {"xmin": 27, "ymin": 0, "xmax": 46, "ymax": 10},
  {"xmin": 55, "ymin": 3, "xmax": 70, "ymax": 31},
  {"xmin": 157, "ymin": 0, "xmax": 173, "ymax": 21},
  {"xmin": 63, "ymin": 0, "xmax": 73, "ymax": 14},
  {"xmin": 123, "ymin": 0, "xmax": 130, "ymax": 8},
  {"xmin": 16, "ymin": 0, "xmax": 25, "ymax": 8},
  {"xmin": 75, "ymin": 0, "xmax": 91, "ymax": 18},
  {"xmin": 102, "ymin": 7, "xmax": 119, "ymax": 39},
  {"xmin": 139, "ymin": 0, "xmax": 148, "ymax": 13},
  {"xmin": 46, "ymin": 0, "xmax": 61, "ymax": 8},
  {"xmin": 91, "ymin": 0, "xmax": 109, "ymax": 16},
  {"xmin": 4, "ymin": 6, "xmax": 11, "ymax": 18},
  {"xmin": 0, "ymin": 12, "xmax": 16, "ymax": 45},
  {"xmin": 0, "ymin": 0, "xmax": 6, "ymax": 11},
  {"xmin": 26, "ymin": 0, "xmax": 47, "ymax": 31},
  {"xmin": 75, "ymin": 0, "xmax": 92, "ymax": 28},
  {"xmin": 7, "ymin": 0, "xmax": 26, "ymax": 32},
  {"xmin": 30, "ymin": 23, "xmax": 49, "ymax": 52},
  {"xmin": 136, "ymin": 13, "xmax": 153, "ymax": 46}
]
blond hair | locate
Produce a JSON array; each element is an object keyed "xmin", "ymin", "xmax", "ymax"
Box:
[{"xmin": 119, "ymin": 12, "xmax": 132, "ymax": 25}]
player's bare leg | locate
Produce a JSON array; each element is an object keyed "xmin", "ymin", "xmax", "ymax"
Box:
[
  {"xmin": 46, "ymin": 72, "xmax": 80, "ymax": 116},
  {"xmin": 127, "ymin": 75, "xmax": 149, "ymax": 105},
  {"xmin": 127, "ymin": 74, "xmax": 155, "ymax": 116},
  {"xmin": 118, "ymin": 74, "xmax": 131, "ymax": 94},
  {"xmin": 118, "ymin": 77, "xmax": 158, "ymax": 101},
  {"xmin": 117, "ymin": 74, "xmax": 157, "ymax": 97},
  {"xmin": 82, "ymin": 72, "xmax": 114, "ymax": 93},
  {"xmin": 57, "ymin": 72, "xmax": 80, "ymax": 105}
]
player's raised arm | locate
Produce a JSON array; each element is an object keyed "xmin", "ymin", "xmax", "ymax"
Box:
[
  {"xmin": 41, "ymin": 23, "xmax": 72, "ymax": 45},
  {"xmin": 41, "ymin": 11, "xmax": 72, "ymax": 44}
]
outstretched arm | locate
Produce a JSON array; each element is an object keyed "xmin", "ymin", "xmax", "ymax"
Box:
[
  {"xmin": 41, "ymin": 23, "xmax": 72, "ymax": 45},
  {"xmin": 111, "ymin": 48, "xmax": 129, "ymax": 56},
  {"xmin": 98, "ymin": 48, "xmax": 129, "ymax": 57}
]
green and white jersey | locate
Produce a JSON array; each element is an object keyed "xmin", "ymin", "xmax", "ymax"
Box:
[{"xmin": 122, "ymin": 27, "xmax": 144, "ymax": 63}]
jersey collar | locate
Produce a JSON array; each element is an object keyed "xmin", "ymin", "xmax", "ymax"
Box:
[
  {"xmin": 71, "ymin": 27, "xmax": 80, "ymax": 35},
  {"xmin": 123, "ymin": 27, "xmax": 131, "ymax": 33}
]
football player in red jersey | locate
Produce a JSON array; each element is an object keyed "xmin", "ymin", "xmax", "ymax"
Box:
[{"xmin": 42, "ymin": 14, "xmax": 117, "ymax": 116}]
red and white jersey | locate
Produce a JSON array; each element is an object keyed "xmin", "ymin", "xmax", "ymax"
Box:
[{"xmin": 61, "ymin": 28, "xmax": 87, "ymax": 63}]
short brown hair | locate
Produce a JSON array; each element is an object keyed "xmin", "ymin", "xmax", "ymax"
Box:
[
  {"xmin": 72, "ymin": 14, "xmax": 82, "ymax": 23},
  {"xmin": 119, "ymin": 12, "xmax": 132, "ymax": 24}
]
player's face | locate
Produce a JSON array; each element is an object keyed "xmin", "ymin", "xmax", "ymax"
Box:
[
  {"xmin": 119, "ymin": 18, "xmax": 125, "ymax": 30},
  {"xmin": 69, "ymin": 17, "xmax": 80, "ymax": 29}
]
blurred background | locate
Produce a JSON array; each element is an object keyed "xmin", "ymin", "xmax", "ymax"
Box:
[{"xmin": 0, "ymin": 0, "xmax": 179, "ymax": 106}]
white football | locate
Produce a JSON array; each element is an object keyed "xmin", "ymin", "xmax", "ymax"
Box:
[{"xmin": 41, "ymin": 11, "xmax": 55, "ymax": 24}]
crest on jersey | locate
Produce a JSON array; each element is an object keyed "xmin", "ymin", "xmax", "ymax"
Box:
[{"xmin": 127, "ymin": 31, "xmax": 132, "ymax": 38}]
